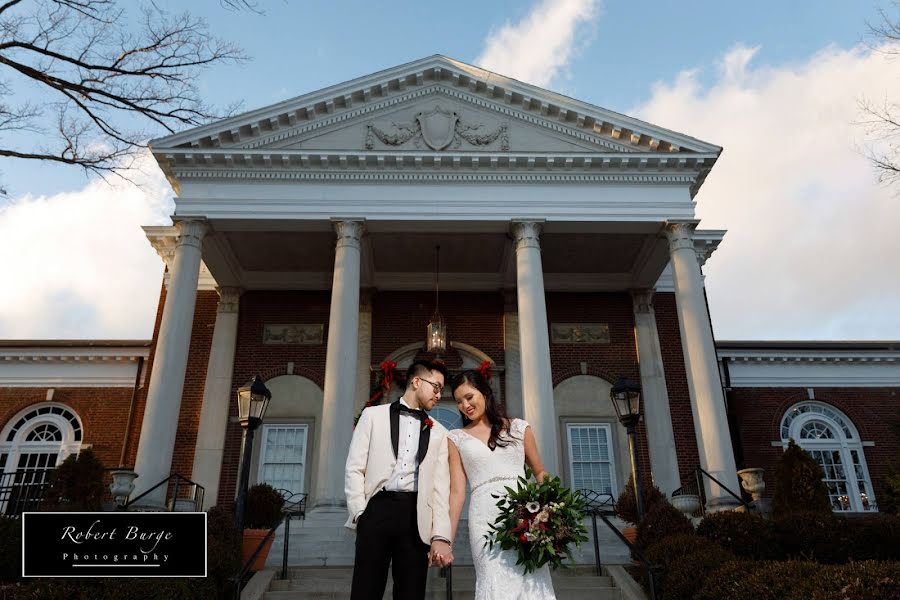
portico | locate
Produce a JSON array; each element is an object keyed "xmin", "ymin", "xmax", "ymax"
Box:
[{"xmin": 130, "ymin": 55, "xmax": 741, "ymax": 517}]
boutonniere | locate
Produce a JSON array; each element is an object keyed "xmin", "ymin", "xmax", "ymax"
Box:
[{"xmin": 422, "ymin": 417, "xmax": 434, "ymax": 431}]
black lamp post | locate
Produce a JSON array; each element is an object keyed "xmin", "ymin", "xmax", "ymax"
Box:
[
  {"xmin": 234, "ymin": 375, "xmax": 272, "ymax": 532},
  {"xmin": 610, "ymin": 377, "xmax": 646, "ymax": 522}
]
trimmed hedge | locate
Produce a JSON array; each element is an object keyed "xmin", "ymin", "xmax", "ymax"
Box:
[
  {"xmin": 697, "ymin": 510, "xmax": 780, "ymax": 560},
  {"xmin": 0, "ymin": 517, "xmax": 21, "ymax": 583},
  {"xmin": 636, "ymin": 501, "xmax": 693, "ymax": 549},
  {"xmin": 615, "ymin": 474, "xmax": 666, "ymax": 526},
  {"xmin": 697, "ymin": 560, "xmax": 900, "ymax": 600},
  {"xmin": 644, "ymin": 533, "xmax": 735, "ymax": 599},
  {"xmin": 772, "ymin": 440, "xmax": 832, "ymax": 519}
]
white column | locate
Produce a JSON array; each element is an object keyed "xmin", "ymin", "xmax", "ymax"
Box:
[
  {"xmin": 314, "ymin": 220, "xmax": 363, "ymax": 509},
  {"xmin": 502, "ymin": 290, "xmax": 523, "ymax": 419},
  {"xmin": 631, "ymin": 289, "xmax": 681, "ymax": 497},
  {"xmin": 666, "ymin": 222, "xmax": 740, "ymax": 511},
  {"xmin": 133, "ymin": 219, "xmax": 207, "ymax": 508},
  {"xmin": 190, "ymin": 286, "xmax": 242, "ymax": 509},
  {"xmin": 513, "ymin": 221, "xmax": 560, "ymax": 474}
]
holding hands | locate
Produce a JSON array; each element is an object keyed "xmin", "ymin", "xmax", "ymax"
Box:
[{"xmin": 428, "ymin": 539, "xmax": 453, "ymax": 567}]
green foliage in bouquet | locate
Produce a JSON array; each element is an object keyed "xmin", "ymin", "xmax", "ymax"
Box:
[{"xmin": 484, "ymin": 467, "xmax": 588, "ymax": 574}]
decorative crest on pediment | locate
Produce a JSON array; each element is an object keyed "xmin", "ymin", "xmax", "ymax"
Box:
[{"xmin": 366, "ymin": 105, "xmax": 509, "ymax": 151}]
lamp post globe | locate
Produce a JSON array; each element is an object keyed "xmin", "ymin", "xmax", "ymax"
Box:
[
  {"xmin": 610, "ymin": 377, "xmax": 647, "ymax": 523},
  {"xmin": 235, "ymin": 375, "xmax": 272, "ymax": 531}
]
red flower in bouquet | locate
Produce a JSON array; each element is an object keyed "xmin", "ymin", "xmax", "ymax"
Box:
[{"xmin": 484, "ymin": 468, "xmax": 588, "ymax": 574}]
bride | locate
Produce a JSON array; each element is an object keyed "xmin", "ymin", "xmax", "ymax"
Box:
[{"xmin": 446, "ymin": 369, "xmax": 556, "ymax": 599}]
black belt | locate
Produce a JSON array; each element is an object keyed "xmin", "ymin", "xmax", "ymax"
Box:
[{"xmin": 378, "ymin": 488, "xmax": 417, "ymax": 500}]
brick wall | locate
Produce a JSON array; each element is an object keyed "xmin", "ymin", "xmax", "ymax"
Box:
[
  {"xmin": 730, "ymin": 386, "xmax": 900, "ymax": 503},
  {"xmin": 653, "ymin": 292, "xmax": 701, "ymax": 485},
  {"xmin": 217, "ymin": 290, "xmax": 331, "ymax": 506},
  {"xmin": 0, "ymin": 387, "xmax": 135, "ymax": 470}
]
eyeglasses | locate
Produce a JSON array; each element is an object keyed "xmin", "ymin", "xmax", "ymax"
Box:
[{"xmin": 417, "ymin": 377, "xmax": 444, "ymax": 394}]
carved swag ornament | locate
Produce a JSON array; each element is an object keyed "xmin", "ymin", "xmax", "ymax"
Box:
[{"xmin": 366, "ymin": 105, "xmax": 509, "ymax": 151}]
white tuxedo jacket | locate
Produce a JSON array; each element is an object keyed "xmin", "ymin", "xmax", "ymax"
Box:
[{"xmin": 344, "ymin": 401, "xmax": 451, "ymax": 544}]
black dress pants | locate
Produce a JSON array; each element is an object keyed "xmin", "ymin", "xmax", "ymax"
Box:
[{"xmin": 350, "ymin": 490, "xmax": 429, "ymax": 600}]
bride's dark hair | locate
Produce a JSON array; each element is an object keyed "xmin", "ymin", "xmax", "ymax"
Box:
[{"xmin": 449, "ymin": 369, "xmax": 512, "ymax": 451}]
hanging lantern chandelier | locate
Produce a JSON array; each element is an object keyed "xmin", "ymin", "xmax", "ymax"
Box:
[{"xmin": 426, "ymin": 244, "xmax": 447, "ymax": 354}]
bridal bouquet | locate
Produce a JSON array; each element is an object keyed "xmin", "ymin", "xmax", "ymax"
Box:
[{"xmin": 484, "ymin": 468, "xmax": 588, "ymax": 574}]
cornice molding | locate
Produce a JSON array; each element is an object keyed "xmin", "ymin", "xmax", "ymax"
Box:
[{"xmin": 151, "ymin": 56, "xmax": 721, "ymax": 156}]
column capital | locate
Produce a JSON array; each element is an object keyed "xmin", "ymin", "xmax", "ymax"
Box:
[
  {"xmin": 174, "ymin": 219, "xmax": 208, "ymax": 249},
  {"xmin": 332, "ymin": 219, "xmax": 365, "ymax": 250},
  {"xmin": 630, "ymin": 288, "xmax": 656, "ymax": 314},
  {"xmin": 664, "ymin": 220, "xmax": 698, "ymax": 253},
  {"xmin": 216, "ymin": 287, "xmax": 243, "ymax": 314},
  {"xmin": 512, "ymin": 220, "xmax": 543, "ymax": 251}
]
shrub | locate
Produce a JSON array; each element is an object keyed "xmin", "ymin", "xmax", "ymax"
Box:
[
  {"xmin": 698, "ymin": 560, "xmax": 900, "ymax": 600},
  {"xmin": 614, "ymin": 474, "xmax": 666, "ymax": 526},
  {"xmin": 697, "ymin": 510, "xmax": 780, "ymax": 560},
  {"xmin": 697, "ymin": 560, "xmax": 821, "ymax": 600},
  {"xmin": 661, "ymin": 541, "xmax": 735, "ymax": 600},
  {"xmin": 206, "ymin": 505, "xmax": 241, "ymax": 598},
  {"xmin": 41, "ymin": 448, "xmax": 106, "ymax": 512},
  {"xmin": 811, "ymin": 560, "xmax": 900, "ymax": 600},
  {"xmin": 644, "ymin": 533, "xmax": 735, "ymax": 599},
  {"xmin": 636, "ymin": 500, "xmax": 693, "ymax": 549},
  {"xmin": 842, "ymin": 514, "xmax": 900, "ymax": 562},
  {"xmin": 773, "ymin": 511, "xmax": 848, "ymax": 564},
  {"xmin": 771, "ymin": 439, "xmax": 832, "ymax": 519},
  {"xmin": 244, "ymin": 483, "xmax": 285, "ymax": 529},
  {"xmin": 0, "ymin": 517, "xmax": 21, "ymax": 583}
]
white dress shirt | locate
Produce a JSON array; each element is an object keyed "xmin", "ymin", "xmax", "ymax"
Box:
[{"xmin": 384, "ymin": 396, "xmax": 422, "ymax": 492}]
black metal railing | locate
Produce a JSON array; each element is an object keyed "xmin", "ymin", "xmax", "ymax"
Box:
[
  {"xmin": 123, "ymin": 473, "xmax": 205, "ymax": 512},
  {"xmin": 579, "ymin": 489, "xmax": 657, "ymax": 600},
  {"xmin": 672, "ymin": 466, "xmax": 750, "ymax": 517},
  {"xmin": 273, "ymin": 489, "xmax": 307, "ymax": 580},
  {"xmin": 231, "ymin": 519, "xmax": 281, "ymax": 600},
  {"xmin": 0, "ymin": 468, "xmax": 52, "ymax": 517}
]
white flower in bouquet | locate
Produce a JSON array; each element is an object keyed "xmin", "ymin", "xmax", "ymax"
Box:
[{"xmin": 526, "ymin": 501, "xmax": 541, "ymax": 513}]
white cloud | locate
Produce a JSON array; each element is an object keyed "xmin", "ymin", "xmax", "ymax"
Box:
[
  {"xmin": 0, "ymin": 153, "xmax": 174, "ymax": 339},
  {"xmin": 476, "ymin": 0, "xmax": 599, "ymax": 88},
  {"xmin": 635, "ymin": 43, "xmax": 900, "ymax": 340}
]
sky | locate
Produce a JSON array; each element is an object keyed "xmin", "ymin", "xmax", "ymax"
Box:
[{"xmin": 1, "ymin": 0, "xmax": 898, "ymax": 341}]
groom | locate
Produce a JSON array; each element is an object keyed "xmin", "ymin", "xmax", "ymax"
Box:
[{"xmin": 345, "ymin": 359, "xmax": 454, "ymax": 600}]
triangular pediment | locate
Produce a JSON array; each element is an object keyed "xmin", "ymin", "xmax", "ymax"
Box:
[{"xmin": 152, "ymin": 55, "xmax": 720, "ymax": 155}]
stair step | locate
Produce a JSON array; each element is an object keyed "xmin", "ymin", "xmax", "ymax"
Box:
[{"xmin": 264, "ymin": 566, "xmax": 622, "ymax": 599}]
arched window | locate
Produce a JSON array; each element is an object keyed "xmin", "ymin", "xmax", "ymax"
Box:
[
  {"xmin": 0, "ymin": 403, "xmax": 83, "ymax": 516},
  {"xmin": 430, "ymin": 406, "xmax": 463, "ymax": 431},
  {"xmin": 780, "ymin": 402, "xmax": 875, "ymax": 512}
]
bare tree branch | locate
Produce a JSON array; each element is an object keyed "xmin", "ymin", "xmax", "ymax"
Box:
[
  {"xmin": 860, "ymin": 1, "xmax": 900, "ymax": 186},
  {"xmin": 0, "ymin": 0, "xmax": 248, "ymax": 195}
]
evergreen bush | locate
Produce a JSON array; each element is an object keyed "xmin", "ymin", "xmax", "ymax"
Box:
[
  {"xmin": 771, "ymin": 439, "xmax": 831, "ymax": 518},
  {"xmin": 41, "ymin": 448, "xmax": 106, "ymax": 512},
  {"xmin": 614, "ymin": 474, "xmax": 666, "ymax": 526},
  {"xmin": 697, "ymin": 510, "xmax": 780, "ymax": 560},
  {"xmin": 635, "ymin": 500, "xmax": 694, "ymax": 549},
  {"xmin": 244, "ymin": 483, "xmax": 285, "ymax": 529}
]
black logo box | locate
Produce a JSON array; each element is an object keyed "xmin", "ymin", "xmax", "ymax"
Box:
[{"xmin": 22, "ymin": 512, "xmax": 207, "ymax": 577}]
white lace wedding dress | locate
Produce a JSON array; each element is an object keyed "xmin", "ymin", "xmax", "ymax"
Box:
[{"xmin": 447, "ymin": 418, "xmax": 556, "ymax": 599}]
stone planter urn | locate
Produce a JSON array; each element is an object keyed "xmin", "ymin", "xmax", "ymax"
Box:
[
  {"xmin": 109, "ymin": 469, "xmax": 137, "ymax": 507},
  {"xmin": 737, "ymin": 468, "xmax": 766, "ymax": 502},
  {"xmin": 671, "ymin": 494, "xmax": 702, "ymax": 517}
]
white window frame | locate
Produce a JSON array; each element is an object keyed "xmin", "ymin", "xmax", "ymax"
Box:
[
  {"xmin": 0, "ymin": 403, "xmax": 83, "ymax": 515},
  {"xmin": 566, "ymin": 422, "xmax": 618, "ymax": 497},
  {"xmin": 256, "ymin": 424, "xmax": 309, "ymax": 495},
  {"xmin": 780, "ymin": 402, "xmax": 876, "ymax": 512}
]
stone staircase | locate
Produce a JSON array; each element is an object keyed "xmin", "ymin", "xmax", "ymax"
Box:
[
  {"xmin": 264, "ymin": 565, "xmax": 624, "ymax": 599},
  {"xmin": 265, "ymin": 508, "xmax": 632, "ymax": 569},
  {"xmin": 255, "ymin": 509, "xmax": 636, "ymax": 599}
]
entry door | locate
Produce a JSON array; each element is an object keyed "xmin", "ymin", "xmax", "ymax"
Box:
[{"xmin": 257, "ymin": 425, "xmax": 308, "ymax": 495}]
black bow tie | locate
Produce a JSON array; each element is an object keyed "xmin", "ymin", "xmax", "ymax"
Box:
[{"xmin": 398, "ymin": 404, "xmax": 426, "ymax": 420}]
